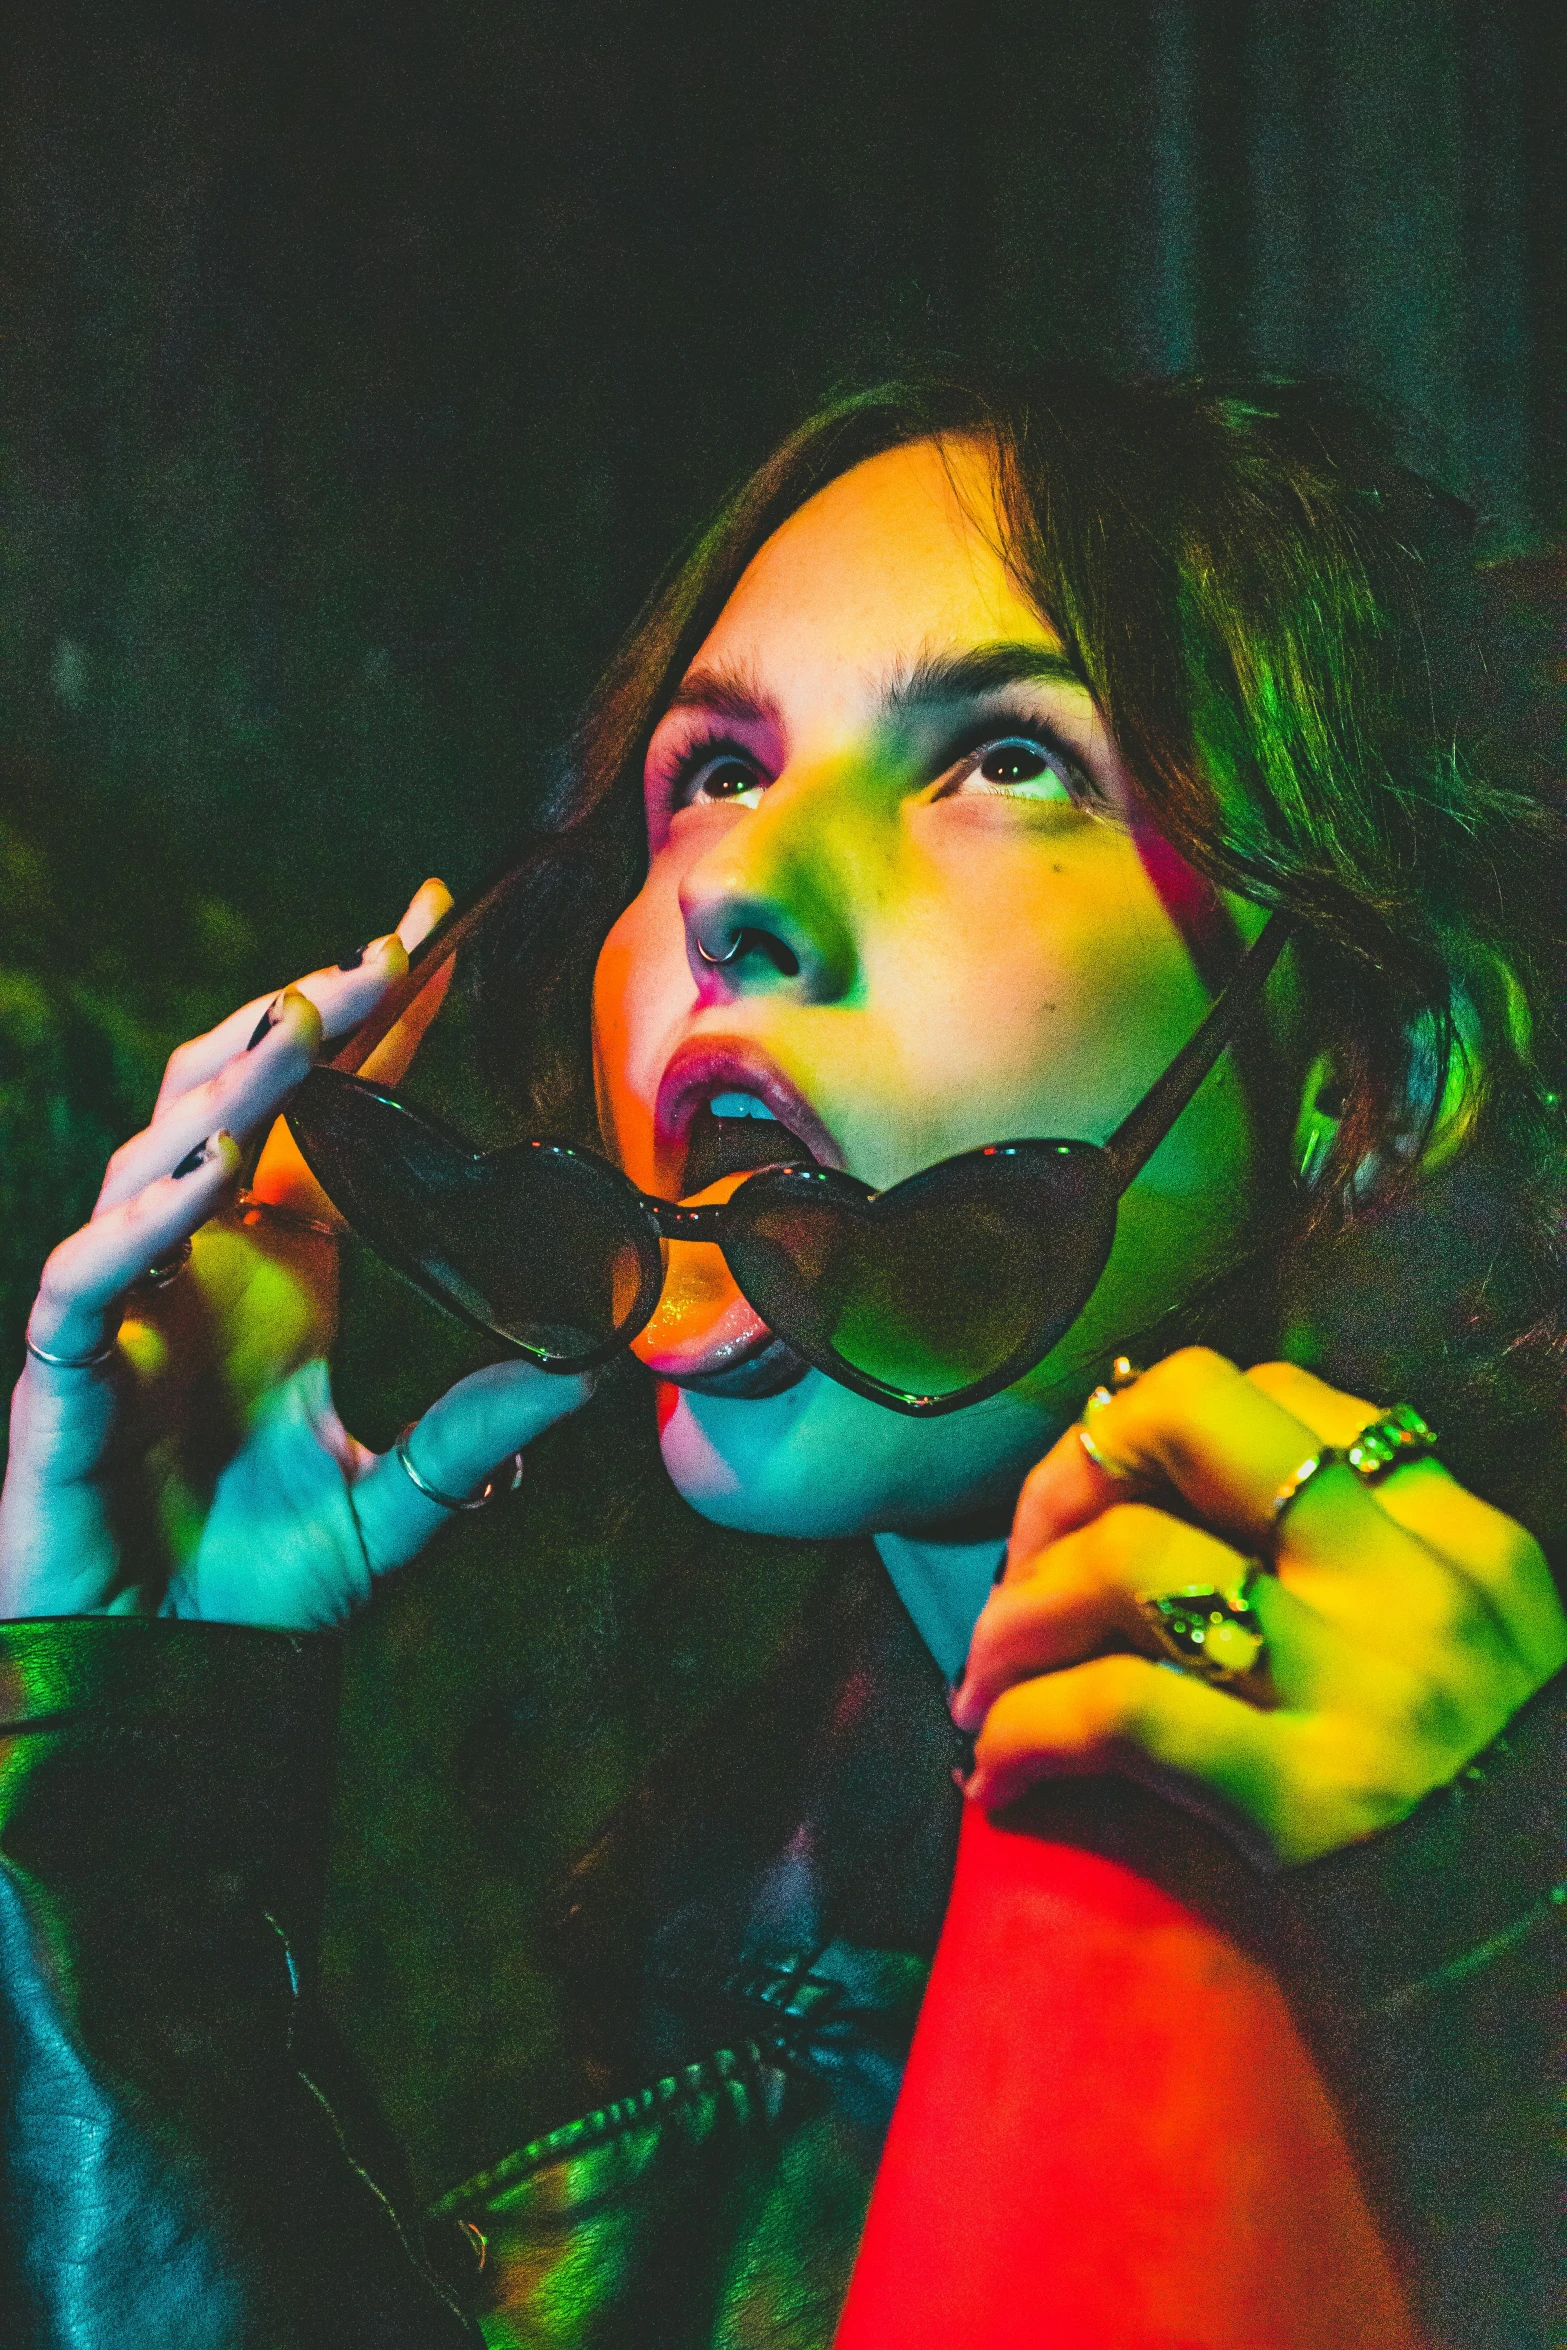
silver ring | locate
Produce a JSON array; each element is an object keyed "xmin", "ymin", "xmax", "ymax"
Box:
[
  {"xmin": 25, "ymin": 1331, "xmax": 120, "ymax": 1371},
  {"xmin": 394, "ymin": 1425, "xmax": 524, "ymax": 1513},
  {"xmin": 695, "ymin": 932, "xmax": 743, "ymax": 966}
]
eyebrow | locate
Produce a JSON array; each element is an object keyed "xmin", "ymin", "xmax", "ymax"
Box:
[
  {"xmin": 880, "ymin": 640, "xmax": 1087, "ymax": 715},
  {"xmin": 661, "ymin": 639, "xmax": 1087, "ymax": 735}
]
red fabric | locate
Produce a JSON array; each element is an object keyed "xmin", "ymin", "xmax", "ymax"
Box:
[{"xmin": 835, "ymin": 1803, "xmax": 1420, "ymax": 2350}]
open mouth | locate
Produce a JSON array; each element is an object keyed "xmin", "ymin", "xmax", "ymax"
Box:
[
  {"xmin": 679, "ymin": 1090, "xmax": 817, "ymax": 1191},
  {"xmin": 656, "ymin": 1036, "xmax": 842, "ymax": 1194},
  {"xmin": 638, "ymin": 1041, "xmax": 838, "ymax": 1395}
]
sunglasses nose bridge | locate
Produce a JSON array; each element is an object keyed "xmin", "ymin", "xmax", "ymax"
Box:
[{"xmin": 648, "ymin": 1198, "xmax": 728, "ymax": 1240}]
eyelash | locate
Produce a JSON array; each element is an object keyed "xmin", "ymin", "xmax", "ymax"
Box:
[
  {"xmin": 665, "ymin": 735, "xmax": 767, "ymax": 809},
  {"xmin": 663, "ymin": 714, "xmax": 1101, "ymax": 813},
  {"xmin": 935, "ymin": 719, "xmax": 1100, "ymax": 807}
]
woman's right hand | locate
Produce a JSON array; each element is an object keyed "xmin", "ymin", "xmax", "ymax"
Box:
[{"xmin": 0, "ymin": 885, "xmax": 597, "ymax": 1630}]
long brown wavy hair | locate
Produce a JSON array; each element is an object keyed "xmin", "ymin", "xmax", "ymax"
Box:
[{"xmin": 470, "ymin": 369, "xmax": 1567, "ymax": 1544}]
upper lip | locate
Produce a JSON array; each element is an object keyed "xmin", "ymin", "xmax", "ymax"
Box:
[{"xmin": 655, "ymin": 1036, "xmax": 844, "ymax": 1189}]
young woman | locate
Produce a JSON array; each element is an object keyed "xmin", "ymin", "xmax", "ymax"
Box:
[{"xmin": 1, "ymin": 373, "xmax": 1562, "ymax": 2350}]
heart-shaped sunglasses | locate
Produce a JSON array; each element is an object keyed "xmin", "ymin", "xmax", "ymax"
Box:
[{"xmin": 286, "ymin": 864, "xmax": 1289, "ymax": 1416}]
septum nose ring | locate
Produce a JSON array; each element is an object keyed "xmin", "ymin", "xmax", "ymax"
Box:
[{"xmin": 695, "ymin": 931, "xmax": 744, "ymax": 967}]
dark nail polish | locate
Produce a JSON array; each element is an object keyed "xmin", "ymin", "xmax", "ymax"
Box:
[
  {"xmin": 336, "ymin": 947, "xmax": 366, "ymax": 972},
  {"xmin": 247, "ymin": 997, "xmax": 281, "ymax": 1051},
  {"xmin": 172, "ymin": 1140, "xmax": 211, "ymax": 1178}
]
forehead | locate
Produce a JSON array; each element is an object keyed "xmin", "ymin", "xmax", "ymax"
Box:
[{"xmin": 688, "ymin": 436, "xmax": 1059, "ymax": 690}]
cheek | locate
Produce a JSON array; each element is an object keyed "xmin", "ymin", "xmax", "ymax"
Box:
[{"xmin": 592, "ymin": 877, "xmax": 691, "ymax": 1182}]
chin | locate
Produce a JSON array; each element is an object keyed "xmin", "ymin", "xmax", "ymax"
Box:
[{"xmin": 654, "ymin": 1371, "xmax": 1055, "ymax": 1540}]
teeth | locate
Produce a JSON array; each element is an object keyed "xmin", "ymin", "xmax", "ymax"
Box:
[{"xmin": 709, "ymin": 1090, "xmax": 778, "ymax": 1120}]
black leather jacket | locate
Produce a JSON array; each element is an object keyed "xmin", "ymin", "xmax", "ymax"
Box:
[{"xmin": 0, "ymin": 1554, "xmax": 1561, "ymax": 2349}]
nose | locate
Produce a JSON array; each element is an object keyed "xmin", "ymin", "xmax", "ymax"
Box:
[
  {"xmin": 679, "ymin": 786, "xmax": 860, "ymax": 1003},
  {"xmin": 681, "ymin": 803, "xmax": 864, "ymax": 1005}
]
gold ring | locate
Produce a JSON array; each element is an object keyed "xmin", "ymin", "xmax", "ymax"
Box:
[{"xmin": 1133, "ymin": 1562, "xmax": 1271, "ymax": 1691}]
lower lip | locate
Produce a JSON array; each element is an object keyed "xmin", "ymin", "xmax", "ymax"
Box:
[{"xmin": 658, "ymin": 1336, "xmax": 812, "ymax": 1403}]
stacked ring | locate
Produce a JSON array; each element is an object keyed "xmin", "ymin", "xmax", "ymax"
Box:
[
  {"xmin": 1272, "ymin": 1403, "xmax": 1441, "ymax": 1533},
  {"xmin": 1345, "ymin": 1402, "xmax": 1441, "ymax": 1480}
]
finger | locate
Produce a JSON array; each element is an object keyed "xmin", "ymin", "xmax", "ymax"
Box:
[
  {"xmin": 1073, "ymin": 1348, "xmax": 1444, "ymax": 1571},
  {"xmin": 1245, "ymin": 1361, "xmax": 1567, "ymax": 1671},
  {"xmin": 251, "ymin": 878, "xmax": 456, "ymax": 1218},
  {"xmin": 1060, "ymin": 1351, "xmax": 1550, "ymax": 1701},
  {"xmin": 395, "ymin": 875, "xmax": 451, "ymax": 954},
  {"xmin": 964, "ymin": 1653, "xmax": 1407, "ymax": 1864},
  {"xmin": 151, "ymin": 934, "xmax": 409, "ymax": 1114},
  {"xmin": 358, "ymin": 876, "xmax": 456, "ymax": 1085},
  {"xmin": 960, "ymin": 1506, "xmax": 1250, "ymax": 1723},
  {"xmin": 1002, "ymin": 1416, "xmax": 1128, "ymax": 1582},
  {"xmin": 347, "ymin": 1358, "xmax": 595, "ymax": 1574},
  {"xmin": 955, "ymin": 1504, "xmax": 1356, "ymax": 1732},
  {"xmin": 27, "ymin": 1133, "xmax": 242, "ymax": 1364},
  {"xmin": 149, "ymin": 875, "xmax": 446, "ymax": 1117},
  {"xmin": 97, "ymin": 991, "xmax": 322, "ymax": 1214}
]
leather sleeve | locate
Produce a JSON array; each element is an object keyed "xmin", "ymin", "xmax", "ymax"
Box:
[
  {"xmin": 1278, "ymin": 1664, "xmax": 1567, "ymax": 2350},
  {"xmin": 0, "ymin": 1617, "xmax": 480, "ymax": 2350}
]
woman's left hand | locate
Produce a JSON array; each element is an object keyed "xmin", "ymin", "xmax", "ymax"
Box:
[{"xmin": 950, "ymin": 1348, "xmax": 1567, "ymax": 1864}]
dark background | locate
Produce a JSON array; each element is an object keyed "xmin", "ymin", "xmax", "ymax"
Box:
[{"xmin": 2, "ymin": 0, "xmax": 1563, "ymax": 2195}]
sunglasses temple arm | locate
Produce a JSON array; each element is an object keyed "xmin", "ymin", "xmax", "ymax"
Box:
[
  {"xmin": 1100, "ymin": 912, "xmax": 1294, "ymax": 1189},
  {"xmin": 326, "ymin": 866, "xmax": 532, "ymax": 1075}
]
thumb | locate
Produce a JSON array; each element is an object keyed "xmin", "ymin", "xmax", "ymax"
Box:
[{"xmin": 349, "ymin": 1359, "xmax": 598, "ymax": 1574}]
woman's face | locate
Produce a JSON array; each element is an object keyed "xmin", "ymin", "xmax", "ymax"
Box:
[{"xmin": 592, "ymin": 437, "xmax": 1272, "ymax": 1538}]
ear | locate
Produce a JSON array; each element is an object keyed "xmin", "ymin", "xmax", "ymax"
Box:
[
  {"xmin": 1292, "ymin": 992, "xmax": 1489, "ymax": 1194},
  {"xmin": 1291, "ymin": 1052, "xmax": 1345, "ymax": 1190}
]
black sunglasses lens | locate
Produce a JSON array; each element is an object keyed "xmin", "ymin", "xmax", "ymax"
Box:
[
  {"xmin": 726, "ymin": 1147, "xmax": 1117, "ymax": 1403},
  {"xmin": 464, "ymin": 1146, "xmax": 657, "ymax": 1358},
  {"xmin": 288, "ymin": 1071, "xmax": 660, "ymax": 1363}
]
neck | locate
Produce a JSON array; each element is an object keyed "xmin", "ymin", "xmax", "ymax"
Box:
[{"xmin": 872, "ymin": 1526, "xmax": 1008, "ymax": 1682}]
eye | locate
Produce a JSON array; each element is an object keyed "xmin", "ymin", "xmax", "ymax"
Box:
[
  {"xmin": 949, "ymin": 735, "xmax": 1084, "ymax": 804},
  {"xmin": 671, "ymin": 745, "xmax": 768, "ymax": 810}
]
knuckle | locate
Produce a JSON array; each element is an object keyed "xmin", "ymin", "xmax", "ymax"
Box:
[
  {"xmin": 35, "ymin": 1246, "xmax": 80, "ymax": 1308},
  {"xmin": 1018, "ymin": 1451, "xmax": 1056, "ymax": 1508},
  {"xmin": 1246, "ymin": 1360, "xmax": 1321, "ymax": 1411},
  {"xmin": 1491, "ymin": 1523, "xmax": 1547, "ymax": 1592},
  {"xmin": 1084, "ymin": 1652, "xmax": 1149, "ymax": 1740},
  {"xmin": 1378, "ymin": 1660, "xmax": 1472, "ymax": 1775},
  {"xmin": 1083, "ymin": 1502, "xmax": 1173, "ymax": 1581},
  {"xmin": 1149, "ymin": 1345, "xmax": 1237, "ymax": 1395}
]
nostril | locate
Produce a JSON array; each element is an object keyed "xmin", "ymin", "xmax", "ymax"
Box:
[
  {"xmin": 749, "ymin": 930, "xmax": 800, "ymax": 978},
  {"xmin": 703, "ymin": 926, "xmax": 798, "ymax": 979}
]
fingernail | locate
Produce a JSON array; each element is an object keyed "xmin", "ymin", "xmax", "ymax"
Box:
[
  {"xmin": 173, "ymin": 1137, "xmax": 218, "ymax": 1178},
  {"xmin": 992, "ymin": 1556, "xmax": 1009, "ymax": 1586},
  {"xmin": 247, "ymin": 994, "xmax": 284, "ymax": 1051},
  {"xmin": 336, "ymin": 947, "xmax": 366, "ymax": 972}
]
